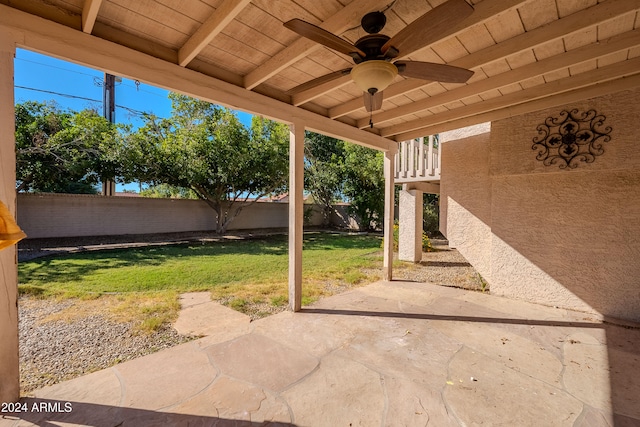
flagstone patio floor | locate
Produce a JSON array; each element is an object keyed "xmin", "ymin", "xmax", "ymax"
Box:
[{"xmin": 2, "ymin": 280, "xmax": 639, "ymax": 426}]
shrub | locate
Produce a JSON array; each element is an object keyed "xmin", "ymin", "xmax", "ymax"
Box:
[
  {"xmin": 384, "ymin": 223, "xmax": 434, "ymax": 252},
  {"xmin": 423, "ymin": 201, "xmax": 439, "ymax": 235}
]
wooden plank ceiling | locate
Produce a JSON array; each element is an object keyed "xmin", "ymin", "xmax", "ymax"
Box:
[{"xmin": 3, "ymin": 0, "xmax": 640, "ymax": 141}]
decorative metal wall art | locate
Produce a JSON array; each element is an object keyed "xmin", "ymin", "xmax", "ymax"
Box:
[{"xmin": 532, "ymin": 109, "xmax": 612, "ymax": 169}]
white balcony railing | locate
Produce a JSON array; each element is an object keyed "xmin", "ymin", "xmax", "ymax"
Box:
[{"xmin": 394, "ymin": 136, "xmax": 440, "ymax": 183}]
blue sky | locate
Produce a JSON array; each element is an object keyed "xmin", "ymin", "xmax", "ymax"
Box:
[{"xmin": 14, "ymin": 49, "xmax": 253, "ymax": 192}]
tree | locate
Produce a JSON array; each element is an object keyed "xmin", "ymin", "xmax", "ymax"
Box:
[
  {"xmin": 140, "ymin": 184, "xmax": 198, "ymax": 199},
  {"xmin": 15, "ymin": 101, "xmax": 117, "ymax": 193},
  {"xmin": 342, "ymin": 143, "xmax": 385, "ymax": 231},
  {"xmin": 304, "ymin": 132, "xmax": 345, "ymax": 225},
  {"xmin": 120, "ymin": 93, "xmax": 289, "ymax": 234}
]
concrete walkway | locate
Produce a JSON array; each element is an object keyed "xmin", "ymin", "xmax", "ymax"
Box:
[{"xmin": 2, "ymin": 281, "xmax": 639, "ymax": 426}]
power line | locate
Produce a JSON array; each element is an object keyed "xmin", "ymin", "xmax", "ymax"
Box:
[
  {"xmin": 15, "ymin": 57, "xmax": 101, "ymax": 79},
  {"xmin": 15, "ymin": 85, "xmax": 100, "ymax": 103},
  {"xmin": 17, "ymin": 55, "xmax": 169, "ymax": 99},
  {"xmin": 15, "ymin": 85, "xmax": 149, "ymax": 117}
]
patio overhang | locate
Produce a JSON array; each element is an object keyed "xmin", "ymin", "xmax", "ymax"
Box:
[{"xmin": 0, "ymin": 0, "xmax": 637, "ymax": 139}]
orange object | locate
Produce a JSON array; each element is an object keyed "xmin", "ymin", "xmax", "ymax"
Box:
[{"xmin": 0, "ymin": 201, "xmax": 26, "ymax": 251}]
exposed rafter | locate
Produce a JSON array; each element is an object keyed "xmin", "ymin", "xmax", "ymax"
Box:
[
  {"xmin": 2, "ymin": 0, "xmax": 639, "ymax": 152},
  {"xmin": 178, "ymin": 0, "xmax": 251, "ymax": 67},
  {"xmin": 243, "ymin": 0, "xmax": 390, "ymax": 90},
  {"xmin": 385, "ymin": 57, "xmax": 640, "ymax": 139},
  {"xmin": 292, "ymin": 74, "xmax": 353, "ymax": 106},
  {"xmin": 0, "ymin": 4, "xmax": 394, "ymax": 152},
  {"xmin": 328, "ymin": 0, "xmax": 640, "ymax": 119},
  {"xmin": 397, "ymin": 73, "xmax": 640, "ymax": 141},
  {"xmin": 81, "ymin": 0, "xmax": 102, "ymax": 34},
  {"xmin": 360, "ymin": 28, "xmax": 640, "ymax": 129}
]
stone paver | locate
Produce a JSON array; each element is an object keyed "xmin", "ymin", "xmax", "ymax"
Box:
[
  {"xmin": 205, "ymin": 333, "xmax": 318, "ymax": 392},
  {"xmin": 444, "ymin": 346, "xmax": 584, "ymax": 426},
  {"xmin": 174, "ymin": 292, "xmax": 251, "ymax": 337},
  {"xmin": 2, "ymin": 280, "xmax": 639, "ymax": 427},
  {"xmin": 281, "ymin": 354, "xmax": 385, "ymax": 427}
]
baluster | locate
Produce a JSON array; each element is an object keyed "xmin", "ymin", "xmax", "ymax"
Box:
[
  {"xmin": 401, "ymin": 141, "xmax": 408, "ymax": 179},
  {"xmin": 418, "ymin": 137, "xmax": 425, "ymax": 177},
  {"xmin": 427, "ymin": 135, "xmax": 434, "ymax": 176},
  {"xmin": 395, "ymin": 142, "xmax": 400, "ymax": 179},
  {"xmin": 409, "ymin": 139, "xmax": 416, "ymax": 177},
  {"xmin": 435, "ymin": 144, "xmax": 440, "ymax": 178}
]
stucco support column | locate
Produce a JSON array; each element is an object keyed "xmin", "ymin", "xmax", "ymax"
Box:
[
  {"xmin": 382, "ymin": 149, "xmax": 396, "ymax": 281},
  {"xmin": 288, "ymin": 121, "xmax": 304, "ymax": 311},
  {"xmin": 0, "ymin": 29, "xmax": 19, "ymax": 402},
  {"xmin": 398, "ymin": 185, "xmax": 423, "ymax": 262}
]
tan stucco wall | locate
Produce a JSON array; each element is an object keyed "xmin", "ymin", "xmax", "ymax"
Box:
[
  {"xmin": 441, "ymin": 88, "xmax": 640, "ymax": 322},
  {"xmin": 440, "ymin": 130, "xmax": 492, "ymax": 282},
  {"xmin": 398, "ymin": 189, "xmax": 422, "ymax": 262},
  {"xmin": 17, "ymin": 194, "xmax": 356, "ymax": 238}
]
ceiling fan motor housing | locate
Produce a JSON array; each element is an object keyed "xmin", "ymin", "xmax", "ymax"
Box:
[{"xmin": 354, "ymin": 34, "xmax": 391, "ymax": 61}]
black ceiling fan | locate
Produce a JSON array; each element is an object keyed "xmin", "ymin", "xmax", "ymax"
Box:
[{"xmin": 283, "ymin": 0, "xmax": 475, "ymax": 114}]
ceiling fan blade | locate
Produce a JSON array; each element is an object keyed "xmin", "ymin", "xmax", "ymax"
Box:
[
  {"xmin": 284, "ymin": 19, "xmax": 366, "ymax": 59},
  {"xmin": 381, "ymin": 0, "xmax": 474, "ymax": 58},
  {"xmin": 286, "ymin": 68, "xmax": 352, "ymax": 95},
  {"xmin": 364, "ymin": 91, "xmax": 384, "ymax": 113},
  {"xmin": 396, "ymin": 61, "xmax": 473, "ymax": 83}
]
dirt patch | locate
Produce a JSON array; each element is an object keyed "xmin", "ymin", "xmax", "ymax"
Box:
[{"xmin": 393, "ymin": 239, "xmax": 488, "ymax": 293}]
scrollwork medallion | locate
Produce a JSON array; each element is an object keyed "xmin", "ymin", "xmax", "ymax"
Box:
[{"xmin": 532, "ymin": 109, "xmax": 612, "ymax": 169}]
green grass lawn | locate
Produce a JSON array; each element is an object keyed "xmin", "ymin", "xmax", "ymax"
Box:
[{"xmin": 19, "ymin": 232, "xmax": 384, "ymax": 330}]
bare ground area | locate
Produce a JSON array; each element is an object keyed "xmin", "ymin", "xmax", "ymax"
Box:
[
  {"xmin": 393, "ymin": 239, "xmax": 487, "ymax": 292},
  {"xmin": 17, "ymin": 232, "xmax": 482, "ymax": 394}
]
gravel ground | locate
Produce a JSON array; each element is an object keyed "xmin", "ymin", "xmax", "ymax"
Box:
[
  {"xmin": 17, "ymin": 232, "xmax": 482, "ymax": 394},
  {"xmin": 393, "ymin": 239, "xmax": 487, "ymax": 292},
  {"xmin": 19, "ymin": 298, "xmax": 194, "ymax": 394}
]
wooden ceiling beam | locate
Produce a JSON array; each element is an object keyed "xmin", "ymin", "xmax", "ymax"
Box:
[
  {"xmin": 0, "ymin": 4, "xmax": 394, "ymax": 152},
  {"xmin": 360, "ymin": 28, "xmax": 640, "ymax": 129},
  {"xmin": 81, "ymin": 0, "xmax": 102, "ymax": 34},
  {"xmin": 396, "ymin": 73, "xmax": 640, "ymax": 140},
  {"xmin": 178, "ymin": 0, "xmax": 251, "ymax": 67},
  {"xmin": 291, "ymin": 74, "xmax": 353, "ymax": 106},
  {"xmin": 90, "ymin": 22, "xmax": 247, "ymax": 88},
  {"xmin": 0, "ymin": 0, "xmax": 81, "ymax": 30},
  {"xmin": 243, "ymin": 0, "xmax": 390, "ymax": 90},
  {"xmin": 383, "ymin": 57, "xmax": 640, "ymax": 139},
  {"xmin": 329, "ymin": 0, "xmax": 640, "ymax": 119}
]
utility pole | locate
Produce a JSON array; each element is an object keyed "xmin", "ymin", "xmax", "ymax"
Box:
[{"xmin": 101, "ymin": 73, "xmax": 116, "ymax": 196}]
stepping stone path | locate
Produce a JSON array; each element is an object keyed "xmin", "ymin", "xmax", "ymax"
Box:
[{"xmin": 173, "ymin": 292, "xmax": 250, "ymax": 337}]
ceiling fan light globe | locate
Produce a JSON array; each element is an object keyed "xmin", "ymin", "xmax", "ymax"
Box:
[{"xmin": 350, "ymin": 60, "xmax": 398, "ymax": 94}]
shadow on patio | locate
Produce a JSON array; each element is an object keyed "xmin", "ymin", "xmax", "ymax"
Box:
[
  {"xmin": 4, "ymin": 280, "xmax": 639, "ymax": 426},
  {"xmin": 2, "ymin": 398, "xmax": 296, "ymax": 426}
]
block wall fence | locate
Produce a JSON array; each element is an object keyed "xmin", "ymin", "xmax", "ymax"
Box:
[{"xmin": 16, "ymin": 193, "xmax": 358, "ymax": 238}]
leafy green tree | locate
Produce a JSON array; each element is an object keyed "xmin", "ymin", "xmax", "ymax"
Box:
[
  {"xmin": 304, "ymin": 132, "xmax": 345, "ymax": 225},
  {"xmin": 342, "ymin": 143, "xmax": 385, "ymax": 230},
  {"xmin": 140, "ymin": 184, "xmax": 198, "ymax": 199},
  {"xmin": 120, "ymin": 93, "xmax": 289, "ymax": 234},
  {"xmin": 15, "ymin": 101, "xmax": 117, "ymax": 193}
]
